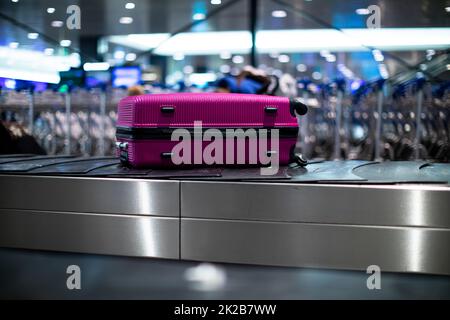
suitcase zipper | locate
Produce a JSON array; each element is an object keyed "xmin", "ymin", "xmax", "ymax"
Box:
[{"xmin": 116, "ymin": 127, "xmax": 299, "ymax": 140}]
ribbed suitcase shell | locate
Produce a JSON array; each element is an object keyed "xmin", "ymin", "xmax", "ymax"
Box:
[{"xmin": 116, "ymin": 93, "xmax": 300, "ymax": 168}]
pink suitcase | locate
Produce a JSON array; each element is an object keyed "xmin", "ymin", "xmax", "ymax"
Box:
[{"xmin": 116, "ymin": 93, "xmax": 307, "ymax": 168}]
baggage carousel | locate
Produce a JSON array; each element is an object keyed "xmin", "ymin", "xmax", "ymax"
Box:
[{"xmin": 0, "ymin": 155, "xmax": 449, "ymax": 277}]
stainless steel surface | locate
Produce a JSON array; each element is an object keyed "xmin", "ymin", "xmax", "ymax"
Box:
[
  {"xmin": 0, "ymin": 175, "xmax": 179, "ymax": 217},
  {"xmin": 181, "ymin": 181, "xmax": 450, "ymax": 228},
  {"xmin": 181, "ymin": 218, "xmax": 450, "ymax": 275},
  {"xmin": 0, "ymin": 173, "xmax": 449, "ymax": 275},
  {"xmin": 0, "ymin": 209, "xmax": 179, "ymax": 259}
]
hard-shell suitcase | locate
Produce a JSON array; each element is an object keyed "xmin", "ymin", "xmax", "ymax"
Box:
[{"xmin": 116, "ymin": 93, "xmax": 307, "ymax": 169}]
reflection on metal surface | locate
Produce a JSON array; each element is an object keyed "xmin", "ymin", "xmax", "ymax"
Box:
[
  {"xmin": 181, "ymin": 218, "xmax": 450, "ymax": 275},
  {"xmin": 0, "ymin": 175, "xmax": 179, "ymax": 217},
  {"xmin": 0, "ymin": 174, "xmax": 449, "ymax": 275},
  {"xmin": 139, "ymin": 213, "xmax": 158, "ymax": 257},
  {"xmin": 0, "ymin": 209, "xmax": 179, "ymax": 259},
  {"xmin": 181, "ymin": 181, "xmax": 450, "ymax": 228},
  {"xmin": 408, "ymin": 228, "xmax": 425, "ymax": 273},
  {"xmin": 408, "ymin": 190, "xmax": 427, "ymax": 228}
]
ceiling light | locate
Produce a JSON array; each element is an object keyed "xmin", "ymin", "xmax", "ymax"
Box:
[
  {"xmin": 356, "ymin": 8, "xmax": 370, "ymax": 15},
  {"xmin": 220, "ymin": 65, "xmax": 230, "ymax": 73},
  {"xmin": 113, "ymin": 50, "xmax": 125, "ymax": 60},
  {"xmin": 44, "ymin": 48, "xmax": 54, "ymax": 56},
  {"xmin": 325, "ymin": 54, "xmax": 336, "ymax": 62},
  {"xmin": 193, "ymin": 13, "xmax": 206, "ymax": 21},
  {"xmin": 232, "ymin": 55, "xmax": 244, "ymax": 64},
  {"xmin": 211, "ymin": 0, "xmax": 222, "ymax": 4},
  {"xmin": 9, "ymin": 42, "xmax": 19, "ymax": 49},
  {"xmin": 351, "ymin": 80, "xmax": 364, "ymax": 91},
  {"xmin": 372, "ymin": 49, "xmax": 384, "ymax": 62},
  {"xmin": 152, "ymin": 31, "xmax": 252, "ymax": 55},
  {"xmin": 445, "ymin": 7, "xmax": 450, "ymax": 12},
  {"xmin": 337, "ymin": 64, "xmax": 354, "ymax": 79},
  {"xmin": 122, "ymin": 33, "xmax": 170, "ymax": 51},
  {"xmin": 47, "ymin": 7, "xmax": 55, "ymax": 14},
  {"xmin": 379, "ymin": 64, "xmax": 389, "ymax": 79},
  {"xmin": 189, "ymin": 73, "xmax": 217, "ymax": 86},
  {"xmin": 11, "ymin": 0, "xmax": 19, "ymax": 3},
  {"xmin": 119, "ymin": 17, "xmax": 133, "ymax": 24},
  {"xmin": 0, "ymin": 68, "xmax": 60, "ymax": 84},
  {"xmin": 220, "ymin": 51, "xmax": 232, "ymax": 59},
  {"xmin": 5, "ymin": 79, "xmax": 16, "ymax": 90},
  {"xmin": 83, "ymin": 62, "xmax": 110, "ymax": 71},
  {"xmin": 173, "ymin": 52, "xmax": 185, "ymax": 61},
  {"xmin": 312, "ymin": 72, "xmax": 322, "ymax": 80},
  {"xmin": 142, "ymin": 73, "xmax": 157, "ymax": 82},
  {"xmin": 125, "ymin": 3, "xmax": 135, "ymax": 9},
  {"xmin": 125, "ymin": 53, "xmax": 137, "ymax": 61},
  {"xmin": 109, "ymin": 28, "xmax": 450, "ymax": 56},
  {"xmin": 69, "ymin": 53, "xmax": 81, "ymax": 68},
  {"xmin": 51, "ymin": 20, "xmax": 64, "ymax": 28},
  {"xmin": 183, "ymin": 65, "xmax": 194, "ymax": 74},
  {"xmin": 60, "ymin": 40, "xmax": 72, "ymax": 47},
  {"xmin": 272, "ymin": 10, "xmax": 287, "ymax": 18},
  {"xmin": 320, "ymin": 49, "xmax": 330, "ymax": 57},
  {"xmin": 278, "ymin": 54, "xmax": 290, "ymax": 63},
  {"xmin": 296, "ymin": 64, "xmax": 307, "ymax": 72},
  {"xmin": 269, "ymin": 52, "xmax": 279, "ymax": 58},
  {"xmin": 0, "ymin": 46, "xmax": 81, "ymax": 84},
  {"xmin": 27, "ymin": 33, "xmax": 39, "ymax": 40}
]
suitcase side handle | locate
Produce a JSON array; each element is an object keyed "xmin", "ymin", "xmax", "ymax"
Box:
[
  {"xmin": 264, "ymin": 106, "xmax": 278, "ymax": 114},
  {"xmin": 161, "ymin": 152, "xmax": 174, "ymax": 159},
  {"xmin": 161, "ymin": 106, "xmax": 175, "ymax": 113},
  {"xmin": 289, "ymin": 98, "xmax": 308, "ymax": 117}
]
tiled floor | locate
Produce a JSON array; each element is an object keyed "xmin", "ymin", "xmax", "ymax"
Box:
[{"xmin": 0, "ymin": 248, "xmax": 448, "ymax": 299}]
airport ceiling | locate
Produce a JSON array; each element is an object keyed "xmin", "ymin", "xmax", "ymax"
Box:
[{"xmin": 0, "ymin": 0, "xmax": 448, "ymax": 47}]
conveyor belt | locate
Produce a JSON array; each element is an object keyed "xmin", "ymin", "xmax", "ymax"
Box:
[
  {"xmin": 0, "ymin": 156, "xmax": 449, "ymax": 275},
  {"xmin": 0, "ymin": 155, "xmax": 450, "ymax": 183}
]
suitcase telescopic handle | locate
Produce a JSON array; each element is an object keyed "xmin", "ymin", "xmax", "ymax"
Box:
[{"xmin": 289, "ymin": 98, "xmax": 308, "ymax": 117}]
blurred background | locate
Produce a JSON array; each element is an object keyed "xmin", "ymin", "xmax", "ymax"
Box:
[{"xmin": 0, "ymin": 0, "xmax": 449, "ymax": 161}]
